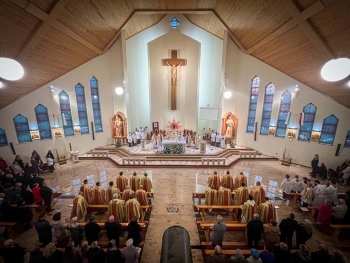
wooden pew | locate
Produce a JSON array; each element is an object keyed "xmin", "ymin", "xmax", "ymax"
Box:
[
  {"xmin": 192, "ymin": 193, "xmax": 235, "ymax": 206},
  {"xmin": 285, "ymin": 193, "xmax": 301, "ymax": 209},
  {"xmin": 87, "ymin": 205, "xmax": 152, "ymax": 221},
  {"xmin": 330, "ymin": 224, "xmax": 350, "ymax": 242},
  {"xmin": 306, "ymin": 206, "xmax": 318, "ymax": 223},
  {"xmin": 204, "ymin": 249, "xmax": 297, "ymax": 258},
  {"xmin": 0, "ymin": 222, "xmax": 26, "ymax": 239},
  {"xmin": 65, "ymin": 221, "xmax": 148, "ymax": 231},
  {"xmin": 194, "ymin": 205, "xmax": 241, "ymax": 221},
  {"xmin": 10, "ymin": 204, "xmax": 47, "ymax": 223}
]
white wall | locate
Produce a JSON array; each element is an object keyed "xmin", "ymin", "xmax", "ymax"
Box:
[
  {"xmin": 0, "ymin": 38, "xmax": 124, "ymax": 164},
  {"xmin": 223, "ymin": 36, "xmax": 350, "ymax": 168}
]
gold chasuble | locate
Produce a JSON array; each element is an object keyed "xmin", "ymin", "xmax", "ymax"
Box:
[
  {"xmin": 108, "ymin": 199, "xmax": 125, "ymax": 223},
  {"xmin": 207, "ymin": 174, "xmax": 220, "ymax": 190},
  {"xmin": 92, "ymin": 186, "xmax": 106, "ymax": 205},
  {"xmin": 79, "ymin": 184, "xmax": 93, "ymax": 204},
  {"xmin": 234, "ymin": 186, "xmax": 249, "ymax": 205},
  {"xmin": 71, "ymin": 195, "xmax": 88, "ymax": 222},
  {"xmin": 205, "ymin": 188, "xmax": 218, "ymax": 205},
  {"xmin": 142, "ymin": 177, "xmax": 153, "ymax": 192},
  {"xmin": 125, "ymin": 198, "xmax": 141, "ymax": 222},
  {"xmin": 300, "ymin": 187, "xmax": 315, "ymax": 205},
  {"xmin": 221, "ymin": 174, "xmax": 234, "ymax": 191},
  {"xmin": 234, "ymin": 175, "xmax": 248, "ymax": 189},
  {"xmin": 122, "ymin": 189, "xmax": 135, "ymax": 201},
  {"xmin": 130, "ymin": 176, "xmax": 140, "ymax": 192},
  {"xmin": 257, "ymin": 201, "xmax": 277, "ymax": 224},
  {"xmin": 250, "ymin": 186, "xmax": 266, "ymax": 205},
  {"xmin": 106, "ymin": 186, "xmax": 121, "ymax": 203},
  {"xmin": 241, "ymin": 200, "xmax": 256, "ymax": 223},
  {"xmin": 135, "ymin": 189, "xmax": 148, "ymax": 205},
  {"xmin": 116, "ymin": 175, "xmax": 128, "ymax": 192},
  {"xmin": 218, "ymin": 187, "xmax": 233, "ymax": 205}
]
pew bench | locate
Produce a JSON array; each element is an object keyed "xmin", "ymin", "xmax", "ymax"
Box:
[
  {"xmin": 330, "ymin": 224, "xmax": 350, "ymax": 242},
  {"xmin": 204, "ymin": 249, "xmax": 297, "ymax": 258},
  {"xmin": 285, "ymin": 193, "xmax": 301, "ymax": 209},
  {"xmin": 194, "ymin": 205, "xmax": 241, "ymax": 221},
  {"xmin": 65, "ymin": 221, "xmax": 148, "ymax": 231},
  {"xmin": 0, "ymin": 222, "xmax": 26, "ymax": 239},
  {"xmin": 192, "ymin": 193, "xmax": 235, "ymax": 206},
  {"xmin": 306, "ymin": 206, "xmax": 318, "ymax": 223},
  {"xmin": 87, "ymin": 205, "xmax": 152, "ymax": 221}
]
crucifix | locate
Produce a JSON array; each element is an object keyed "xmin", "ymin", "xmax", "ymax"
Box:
[{"xmin": 161, "ymin": 50, "xmax": 187, "ymax": 110}]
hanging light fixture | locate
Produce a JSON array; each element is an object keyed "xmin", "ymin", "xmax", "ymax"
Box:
[
  {"xmin": 224, "ymin": 91, "xmax": 232, "ymax": 99},
  {"xmin": 0, "ymin": 81, "xmax": 3, "ymax": 88},
  {"xmin": 115, "ymin": 87, "xmax": 123, "ymax": 95},
  {"xmin": 0, "ymin": 58, "xmax": 24, "ymax": 81},
  {"xmin": 321, "ymin": 58, "xmax": 350, "ymax": 82}
]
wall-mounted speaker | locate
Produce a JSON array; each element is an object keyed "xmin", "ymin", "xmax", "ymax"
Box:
[
  {"xmin": 335, "ymin": 143, "xmax": 341, "ymax": 156},
  {"xmin": 91, "ymin": 122, "xmax": 95, "ymax": 140},
  {"xmin": 9, "ymin": 142, "xmax": 16, "ymax": 155},
  {"xmin": 254, "ymin": 122, "xmax": 257, "ymax": 141}
]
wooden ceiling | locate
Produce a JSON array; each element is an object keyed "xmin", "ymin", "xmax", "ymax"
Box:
[{"xmin": 0, "ymin": 0, "xmax": 349, "ymax": 109}]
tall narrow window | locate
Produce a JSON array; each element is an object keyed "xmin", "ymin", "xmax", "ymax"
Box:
[
  {"xmin": 275, "ymin": 90, "xmax": 292, "ymax": 137},
  {"xmin": 35, "ymin": 104, "xmax": 52, "ymax": 140},
  {"xmin": 344, "ymin": 130, "xmax": 350, "ymax": 148},
  {"xmin": 13, "ymin": 114, "xmax": 32, "ymax": 143},
  {"xmin": 260, "ymin": 83, "xmax": 275, "ymax": 135},
  {"xmin": 0, "ymin": 128, "xmax": 8, "ymax": 147},
  {"xmin": 298, "ymin": 103, "xmax": 317, "ymax": 141},
  {"xmin": 90, "ymin": 77, "xmax": 103, "ymax": 132},
  {"xmin": 319, "ymin": 114, "xmax": 338, "ymax": 145},
  {"xmin": 59, "ymin": 91, "xmax": 74, "ymax": 136},
  {"xmin": 75, "ymin": 84, "xmax": 89, "ymax": 134},
  {"xmin": 246, "ymin": 76, "xmax": 260, "ymax": 133}
]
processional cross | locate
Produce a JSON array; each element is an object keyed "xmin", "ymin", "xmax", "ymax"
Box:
[{"xmin": 161, "ymin": 50, "xmax": 187, "ymax": 110}]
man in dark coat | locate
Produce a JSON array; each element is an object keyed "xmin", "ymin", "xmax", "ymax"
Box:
[
  {"xmin": 311, "ymin": 154, "xmax": 319, "ymax": 178},
  {"xmin": 34, "ymin": 213, "xmax": 52, "ymax": 246},
  {"xmin": 246, "ymin": 213, "xmax": 264, "ymax": 247},
  {"xmin": 39, "ymin": 182, "xmax": 53, "ymax": 212},
  {"xmin": 84, "ymin": 216, "xmax": 101, "ymax": 245},
  {"xmin": 311, "ymin": 244, "xmax": 332, "ymax": 263},
  {"xmin": 279, "ymin": 212, "xmax": 298, "ymax": 248},
  {"xmin": 104, "ymin": 215, "xmax": 122, "ymax": 245},
  {"xmin": 30, "ymin": 173, "xmax": 44, "ymax": 188}
]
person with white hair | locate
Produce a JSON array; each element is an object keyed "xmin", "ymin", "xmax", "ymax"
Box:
[
  {"xmin": 228, "ymin": 248, "xmax": 245, "ymax": 263},
  {"xmin": 207, "ymin": 245, "xmax": 227, "ymax": 263},
  {"xmin": 122, "ymin": 238, "xmax": 140, "ymax": 263},
  {"xmin": 106, "ymin": 181, "xmax": 120, "ymax": 203},
  {"xmin": 332, "ymin": 199, "xmax": 348, "ymax": 224},
  {"xmin": 108, "ymin": 193, "xmax": 125, "ymax": 223},
  {"xmin": 68, "ymin": 217, "xmax": 84, "ymax": 247},
  {"xmin": 210, "ymin": 215, "xmax": 227, "ymax": 248},
  {"xmin": 246, "ymin": 213, "xmax": 264, "ymax": 248}
]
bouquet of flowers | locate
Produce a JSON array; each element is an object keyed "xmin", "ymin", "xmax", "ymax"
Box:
[
  {"xmin": 164, "ymin": 144, "xmax": 172, "ymax": 154},
  {"xmin": 174, "ymin": 145, "xmax": 184, "ymax": 154},
  {"xmin": 115, "ymin": 140, "xmax": 122, "ymax": 148},
  {"xmin": 230, "ymin": 140, "xmax": 235, "ymax": 148}
]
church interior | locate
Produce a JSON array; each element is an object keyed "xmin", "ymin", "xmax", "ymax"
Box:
[{"xmin": 0, "ymin": 0, "xmax": 350, "ymax": 262}]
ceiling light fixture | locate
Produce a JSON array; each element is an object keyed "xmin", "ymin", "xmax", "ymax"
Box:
[
  {"xmin": 0, "ymin": 81, "xmax": 3, "ymax": 88},
  {"xmin": 224, "ymin": 91, "xmax": 232, "ymax": 99},
  {"xmin": 115, "ymin": 87, "xmax": 123, "ymax": 95},
  {"xmin": 321, "ymin": 58, "xmax": 350, "ymax": 82},
  {"xmin": 169, "ymin": 17, "xmax": 180, "ymax": 29},
  {"xmin": 348, "ymin": 80, "xmax": 350, "ymax": 87},
  {"xmin": 0, "ymin": 58, "xmax": 24, "ymax": 81}
]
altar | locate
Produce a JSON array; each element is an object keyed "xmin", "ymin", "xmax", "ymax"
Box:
[{"xmin": 162, "ymin": 139, "xmax": 186, "ymax": 153}]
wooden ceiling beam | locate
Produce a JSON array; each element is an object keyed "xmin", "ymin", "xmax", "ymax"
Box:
[{"xmin": 135, "ymin": 9, "xmax": 212, "ymax": 15}]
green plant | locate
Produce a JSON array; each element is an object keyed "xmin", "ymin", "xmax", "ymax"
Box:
[
  {"xmin": 230, "ymin": 140, "xmax": 235, "ymax": 148},
  {"xmin": 164, "ymin": 144, "xmax": 172, "ymax": 154},
  {"xmin": 115, "ymin": 140, "xmax": 122, "ymax": 148}
]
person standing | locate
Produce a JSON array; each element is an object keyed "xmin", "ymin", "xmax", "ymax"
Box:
[
  {"xmin": 127, "ymin": 132, "xmax": 132, "ymax": 147},
  {"xmin": 106, "ymin": 181, "xmax": 120, "ymax": 203},
  {"xmin": 116, "ymin": 171, "xmax": 128, "ymax": 192},
  {"xmin": 300, "ymin": 183, "xmax": 314, "ymax": 207},
  {"xmin": 68, "ymin": 217, "xmax": 84, "ymax": 247},
  {"xmin": 207, "ymin": 245, "xmax": 227, "ymax": 263},
  {"xmin": 104, "ymin": 215, "xmax": 122, "ymax": 245},
  {"xmin": 87, "ymin": 241, "xmax": 106, "ymax": 263},
  {"xmin": 0, "ymin": 239, "xmax": 26, "ymax": 263},
  {"xmin": 215, "ymin": 133, "xmax": 221, "ymax": 147},
  {"xmin": 125, "ymin": 195, "xmax": 141, "ymax": 222},
  {"xmin": 257, "ymin": 198, "xmax": 276, "ymax": 224},
  {"xmin": 325, "ymin": 181, "xmax": 338, "ymax": 204},
  {"xmin": 279, "ymin": 212, "xmax": 298, "ymax": 249},
  {"xmin": 122, "ymin": 185, "xmax": 134, "ymax": 202},
  {"xmin": 84, "ymin": 216, "xmax": 101, "ymax": 245},
  {"xmin": 259, "ymin": 244, "xmax": 275, "ymax": 263},
  {"xmin": 34, "ymin": 213, "xmax": 52, "ymax": 246},
  {"xmin": 51, "ymin": 212, "xmax": 69, "ymax": 247},
  {"xmin": 241, "ymin": 195, "xmax": 256, "ymax": 223},
  {"xmin": 250, "ymin": 181, "xmax": 266, "ymax": 206},
  {"xmin": 141, "ymin": 173, "xmax": 153, "ymax": 192},
  {"xmin": 234, "ymin": 182, "xmax": 249, "ymax": 205},
  {"xmin": 295, "ymin": 219, "xmax": 312, "ymax": 247},
  {"xmin": 211, "ymin": 131, "xmax": 216, "ymax": 146},
  {"xmin": 313, "ymin": 180, "xmax": 326, "ymax": 207},
  {"xmin": 122, "ymin": 238, "xmax": 140, "ymax": 263},
  {"xmin": 217, "ymin": 184, "xmax": 233, "ymax": 205},
  {"xmin": 246, "ymin": 214, "xmax": 264, "ymax": 248},
  {"xmin": 129, "ymin": 172, "xmax": 140, "ymax": 192},
  {"xmin": 263, "ymin": 220, "xmax": 280, "ymax": 247},
  {"xmin": 210, "ymin": 215, "xmax": 227, "ymax": 248},
  {"xmin": 234, "ymin": 172, "xmax": 248, "ymax": 189},
  {"xmin": 207, "ymin": 171, "xmax": 220, "ymax": 191},
  {"xmin": 135, "ymin": 185, "xmax": 148, "ymax": 205},
  {"xmin": 311, "ymin": 154, "xmax": 319, "ymax": 178},
  {"xmin": 291, "ymin": 175, "xmax": 304, "ymax": 193},
  {"xmin": 91, "ymin": 182, "xmax": 106, "ymax": 205},
  {"xmin": 221, "ymin": 171, "xmax": 234, "ymax": 191},
  {"xmin": 79, "ymin": 179, "xmax": 93, "ymax": 204},
  {"xmin": 127, "ymin": 217, "xmax": 143, "ymax": 246},
  {"xmin": 107, "ymin": 240, "xmax": 123, "ymax": 263},
  {"xmin": 45, "ymin": 152, "xmax": 54, "ymax": 173},
  {"xmin": 40, "ymin": 182, "xmax": 53, "ymax": 212},
  {"xmin": 281, "ymin": 174, "xmax": 291, "ymax": 199},
  {"xmin": 205, "ymin": 185, "xmax": 218, "ymax": 206},
  {"xmin": 108, "ymin": 193, "xmax": 125, "ymax": 223},
  {"xmin": 317, "ymin": 199, "xmax": 333, "ymax": 224}
]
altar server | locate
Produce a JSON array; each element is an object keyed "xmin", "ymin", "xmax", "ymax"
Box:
[
  {"xmin": 211, "ymin": 131, "xmax": 216, "ymax": 146},
  {"xmin": 127, "ymin": 132, "xmax": 132, "ymax": 147},
  {"xmin": 215, "ymin": 133, "xmax": 221, "ymax": 147},
  {"xmin": 220, "ymin": 135, "xmax": 226, "ymax": 149}
]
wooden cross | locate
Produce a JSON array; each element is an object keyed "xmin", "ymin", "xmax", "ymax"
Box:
[{"xmin": 161, "ymin": 50, "xmax": 187, "ymax": 110}]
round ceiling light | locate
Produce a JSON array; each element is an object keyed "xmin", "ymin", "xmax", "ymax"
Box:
[
  {"xmin": 321, "ymin": 58, "xmax": 350, "ymax": 82},
  {"xmin": 115, "ymin": 87, "xmax": 124, "ymax": 95},
  {"xmin": 224, "ymin": 91, "xmax": 232, "ymax": 99},
  {"xmin": 0, "ymin": 58, "xmax": 24, "ymax": 81},
  {"xmin": 0, "ymin": 81, "xmax": 3, "ymax": 88}
]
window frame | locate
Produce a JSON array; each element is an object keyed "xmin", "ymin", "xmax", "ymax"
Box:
[
  {"xmin": 13, "ymin": 114, "xmax": 32, "ymax": 143},
  {"xmin": 58, "ymin": 91, "xmax": 74, "ymax": 137},
  {"xmin": 275, "ymin": 90, "xmax": 292, "ymax": 138},
  {"xmin": 260, "ymin": 83, "xmax": 275, "ymax": 135},
  {"xmin": 319, "ymin": 114, "xmax": 338, "ymax": 145},
  {"xmin": 298, "ymin": 103, "xmax": 317, "ymax": 142},
  {"xmin": 246, "ymin": 76, "xmax": 260, "ymax": 133},
  {"xmin": 75, "ymin": 83, "xmax": 89, "ymax": 134},
  {"xmin": 0, "ymin": 128, "xmax": 9, "ymax": 147},
  {"xmin": 34, "ymin": 104, "xmax": 52, "ymax": 140},
  {"xmin": 90, "ymin": 77, "xmax": 103, "ymax": 133}
]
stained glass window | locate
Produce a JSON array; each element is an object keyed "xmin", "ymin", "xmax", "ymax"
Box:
[
  {"xmin": 260, "ymin": 83, "xmax": 275, "ymax": 135},
  {"xmin": 34, "ymin": 104, "xmax": 52, "ymax": 140},
  {"xmin": 275, "ymin": 91, "xmax": 292, "ymax": 137},
  {"xmin": 246, "ymin": 76, "xmax": 260, "ymax": 133},
  {"xmin": 58, "ymin": 91, "xmax": 74, "ymax": 136},
  {"xmin": 13, "ymin": 114, "xmax": 32, "ymax": 143},
  {"xmin": 298, "ymin": 103, "xmax": 317, "ymax": 141},
  {"xmin": 90, "ymin": 77, "xmax": 103, "ymax": 132},
  {"xmin": 344, "ymin": 130, "xmax": 350, "ymax": 148},
  {"xmin": 75, "ymin": 84, "xmax": 89, "ymax": 134},
  {"xmin": 0, "ymin": 128, "xmax": 8, "ymax": 147},
  {"xmin": 319, "ymin": 114, "xmax": 338, "ymax": 145}
]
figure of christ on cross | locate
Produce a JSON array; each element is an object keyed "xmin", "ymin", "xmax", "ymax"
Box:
[{"xmin": 161, "ymin": 50, "xmax": 187, "ymax": 110}]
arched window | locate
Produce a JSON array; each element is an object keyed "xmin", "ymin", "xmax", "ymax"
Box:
[
  {"xmin": 260, "ymin": 83, "xmax": 275, "ymax": 135},
  {"xmin": 345, "ymin": 130, "xmax": 350, "ymax": 148},
  {"xmin": 13, "ymin": 114, "xmax": 32, "ymax": 143},
  {"xmin": 59, "ymin": 91, "xmax": 74, "ymax": 136},
  {"xmin": 0, "ymin": 128, "xmax": 8, "ymax": 147},
  {"xmin": 75, "ymin": 84, "xmax": 89, "ymax": 134},
  {"xmin": 246, "ymin": 76, "xmax": 260, "ymax": 133},
  {"xmin": 275, "ymin": 90, "xmax": 292, "ymax": 137},
  {"xmin": 90, "ymin": 77, "xmax": 103, "ymax": 132},
  {"xmin": 35, "ymin": 104, "xmax": 52, "ymax": 140},
  {"xmin": 298, "ymin": 103, "xmax": 317, "ymax": 141},
  {"xmin": 319, "ymin": 114, "xmax": 338, "ymax": 145}
]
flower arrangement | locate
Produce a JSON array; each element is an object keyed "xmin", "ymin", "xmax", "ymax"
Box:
[
  {"xmin": 174, "ymin": 145, "xmax": 184, "ymax": 154},
  {"xmin": 230, "ymin": 140, "xmax": 235, "ymax": 148},
  {"xmin": 164, "ymin": 144, "xmax": 172, "ymax": 154},
  {"xmin": 115, "ymin": 140, "xmax": 122, "ymax": 148}
]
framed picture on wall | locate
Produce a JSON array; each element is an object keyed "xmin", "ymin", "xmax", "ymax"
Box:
[
  {"xmin": 311, "ymin": 131, "xmax": 321, "ymax": 142},
  {"xmin": 30, "ymin": 130, "xmax": 40, "ymax": 141},
  {"xmin": 74, "ymin": 126, "xmax": 81, "ymax": 135},
  {"xmin": 53, "ymin": 128, "xmax": 63, "ymax": 139},
  {"xmin": 268, "ymin": 126, "xmax": 276, "ymax": 136}
]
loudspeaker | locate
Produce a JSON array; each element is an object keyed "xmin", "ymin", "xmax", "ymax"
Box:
[
  {"xmin": 9, "ymin": 142, "xmax": 16, "ymax": 155},
  {"xmin": 335, "ymin": 143, "xmax": 341, "ymax": 156},
  {"xmin": 254, "ymin": 122, "xmax": 257, "ymax": 141},
  {"xmin": 91, "ymin": 122, "xmax": 95, "ymax": 140}
]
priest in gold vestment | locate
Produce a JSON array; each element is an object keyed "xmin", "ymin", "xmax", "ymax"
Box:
[
  {"xmin": 125, "ymin": 194, "xmax": 141, "ymax": 222},
  {"xmin": 79, "ymin": 179, "xmax": 93, "ymax": 204},
  {"xmin": 207, "ymin": 171, "xmax": 220, "ymax": 191},
  {"xmin": 250, "ymin": 181, "xmax": 266, "ymax": 205},
  {"xmin": 205, "ymin": 185, "xmax": 218, "ymax": 205},
  {"xmin": 71, "ymin": 192, "xmax": 88, "ymax": 222},
  {"xmin": 257, "ymin": 197, "xmax": 277, "ymax": 224},
  {"xmin": 217, "ymin": 184, "xmax": 233, "ymax": 205},
  {"xmin": 116, "ymin": 171, "xmax": 128, "ymax": 192},
  {"xmin": 221, "ymin": 171, "xmax": 234, "ymax": 191},
  {"xmin": 135, "ymin": 185, "xmax": 148, "ymax": 205},
  {"xmin": 241, "ymin": 195, "xmax": 256, "ymax": 223},
  {"xmin": 108, "ymin": 193, "xmax": 125, "ymax": 223},
  {"xmin": 234, "ymin": 182, "xmax": 249, "ymax": 205},
  {"xmin": 234, "ymin": 172, "xmax": 248, "ymax": 189},
  {"xmin": 141, "ymin": 173, "xmax": 153, "ymax": 192},
  {"xmin": 130, "ymin": 172, "xmax": 140, "ymax": 192},
  {"xmin": 122, "ymin": 185, "xmax": 135, "ymax": 201},
  {"xmin": 106, "ymin": 181, "xmax": 121, "ymax": 203},
  {"xmin": 92, "ymin": 182, "xmax": 106, "ymax": 205},
  {"xmin": 300, "ymin": 183, "xmax": 315, "ymax": 206}
]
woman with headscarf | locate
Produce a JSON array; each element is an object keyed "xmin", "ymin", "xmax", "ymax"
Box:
[
  {"xmin": 246, "ymin": 248, "xmax": 262, "ymax": 263},
  {"xmin": 41, "ymin": 243, "xmax": 63, "ymax": 263},
  {"xmin": 122, "ymin": 238, "xmax": 140, "ymax": 263},
  {"xmin": 68, "ymin": 217, "xmax": 84, "ymax": 247},
  {"xmin": 228, "ymin": 248, "xmax": 245, "ymax": 263},
  {"xmin": 291, "ymin": 244, "xmax": 311, "ymax": 263},
  {"xmin": 107, "ymin": 239, "xmax": 123, "ymax": 263},
  {"xmin": 0, "ymin": 239, "xmax": 26, "ymax": 263},
  {"xmin": 295, "ymin": 219, "xmax": 313, "ymax": 247}
]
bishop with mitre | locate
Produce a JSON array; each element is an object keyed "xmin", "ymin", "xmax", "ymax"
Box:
[
  {"xmin": 221, "ymin": 171, "xmax": 234, "ymax": 191},
  {"xmin": 108, "ymin": 193, "xmax": 125, "ymax": 223},
  {"xmin": 130, "ymin": 172, "xmax": 140, "ymax": 192},
  {"xmin": 142, "ymin": 173, "xmax": 153, "ymax": 192},
  {"xmin": 217, "ymin": 184, "xmax": 233, "ymax": 205},
  {"xmin": 106, "ymin": 181, "xmax": 121, "ymax": 203},
  {"xmin": 257, "ymin": 197, "xmax": 277, "ymax": 224},
  {"xmin": 125, "ymin": 194, "xmax": 141, "ymax": 222},
  {"xmin": 135, "ymin": 185, "xmax": 148, "ymax": 205},
  {"xmin": 250, "ymin": 181, "xmax": 266, "ymax": 206},
  {"xmin": 207, "ymin": 171, "xmax": 220, "ymax": 191},
  {"xmin": 241, "ymin": 195, "xmax": 256, "ymax": 223},
  {"xmin": 234, "ymin": 172, "xmax": 248, "ymax": 189},
  {"xmin": 79, "ymin": 179, "xmax": 93, "ymax": 204},
  {"xmin": 116, "ymin": 171, "xmax": 128, "ymax": 192},
  {"xmin": 234, "ymin": 182, "xmax": 249, "ymax": 205},
  {"xmin": 71, "ymin": 192, "xmax": 88, "ymax": 222}
]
